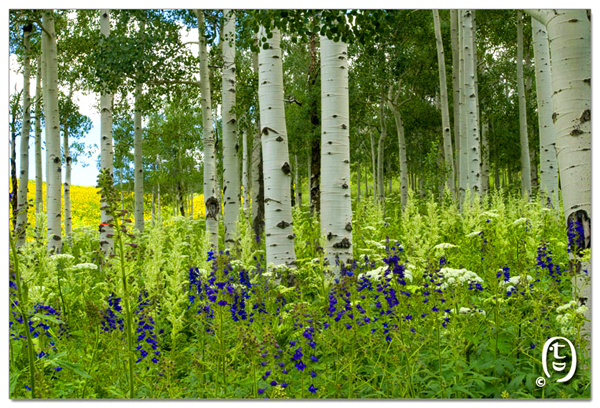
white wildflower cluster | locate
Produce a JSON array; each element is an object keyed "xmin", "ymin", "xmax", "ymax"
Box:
[
  {"xmin": 458, "ymin": 307, "xmax": 486, "ymax": 316},
  {"xmin": 362, "ymin": 226, "xmax": 377, "ymax": 232},
  {"xmin": 480, "ymin": 211, "xmax": 499, "ymax": 218},
  {"xmin": 466, "ymin": 230, "xmax": 482, "ymax": 238},
  {"xmin": 499, "ymin": 275, "xmax": 533, "ymax": 287},
  {"xmin": 230, "ymin": 259, "xmax": 244, "ymax": 269},
  {"xmin": 434, "ymin": 243, "xmax": 457, "ymax": 250},
  {"xmin": 358, "ymin": 265, "xmax": 387, "ymax": 281},
  {"xmin": 555, "ymin": 301, "xmax": 588, "ymax": 337},
  {"xmin": 439, "ymin": 267, "xmax": 483, "ymax": 290},
  {"xmin": 69, "ymin": 263, "xmax": 99, "ymax": 272}
]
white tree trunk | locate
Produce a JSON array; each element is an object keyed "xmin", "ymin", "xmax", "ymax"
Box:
[
  {"xmin": 433, "ymin": 10, "xmax": 456, "ymax": 197},
  {"xmin": 462, "ymin": 10, "xmax": 481, "ymax": 197},
  {"xmin": 377, "ymin": 97, "xmax": 386, "ymax": 202},
  {"xmin": 242, "ymin": 128, "xmax": 249, "ymax": 212},
  {"xmin": 369, "ymin": 131, "xmax": 377, "ymax": 201},
  {"xmin": 458, "ymin": 14, "xmax": 468, "ymax": 204},
  {"xmin": 517, "ymin": 11, "xmax": 532, "ymax": 199},
  {"xmin": 450, "ymin": 10, "xmax": 461, "ymax": 191},
  {"xmin": 388, "ymin": 99, "xmax": 408, "ymax": 211},
  {"xmin": 527, "ymin": 9, "xmax": 591, "ymax": 344},
  {"xmin": 195, "ymin": 10, "xmax": 219, "ymax": 248},
  {"xmin": 133, "ymin": 82, "xmax": 144, "ymax": 232},
  {"xmin": 42, "ymin": 11, "xmax": 62, "ymax": 253},
  {"xmin": 16, "ymin": 25, "xmax": 32, "ymax": 247},
  {"xmin": 532, "ymin": 17, "xmax": 559, "ymax": 208},
  {"xmin": 258, "ymin": 27, "xmax": 296, "ymax": 268},
  {"xmin": 34, "ymin": 55, "xmax": 43, "ymax": 214},
  {"xmin": 222, "ymin": 10, "xmax": 240, "ymax": 249},
  {"xmin": 320, "ymin": 34, "xmax": 353, "ymax": 267},
  {"xmin": 99, "ymin": 10, "xmax": 114, "ymax": 255},
  {"xmin": 63, "ymin": 88, "xmax": 73, "ymax": 242}
]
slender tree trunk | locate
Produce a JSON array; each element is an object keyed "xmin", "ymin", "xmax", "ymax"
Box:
[
  {"xmin": 320, "ymin": 33, "xmax": 353, "ymax": 267},
  {"xmin": 35, "ymin": 56, "xmax": 43, "ymax": 214},
  {"xmin": 494, "ymin": 166, "xmax": 500, "ymax": 191},
  {"xmin": 388, "ymin": 99, "xmax": 409, "ymax": 211},
  {"xmin": 450, "ymin": 10, "xmax": 461, "ymax": 193},
  {"xmin": 242, "ymin": 128, "xmax": 249, "ymax": 212},
  {"xmin": 258, "ymin": 27, "xmax": 296, "ymax": 268},
  {"xmin": 16, "ymin": 24, "xmax": 32, "ymax": 247},
  {"xmin": 307, "ymin": 152, "xmax": 311, "ymax": 202},
  {"xmin": 195, "ymin": 10, "xmax": 219, "ymax": 248},
  {"xmin": 308, "ymin": 32, "xmax": 321, "ymax": 217},
  {"xmin": 369, "ymin": 131, "xmax": 377, "ymax": 201},
  {"xmin": 463, "ymin": 10, "xmax": 481, "ymax": 198},
  {"xmin": 62, "ymin": 88, "xmax": 73, "ymax": 243},
  {"xmin": 151, "ymin": 183, "xmax": 156, "ymax": 225},
  {"xmin": 99, "ymin": 9, "xmax": 114, "ymax": 255},
  {"xmin": 222, "ymin": 10, "xmax": 240, "ymax": 249},
  {"xmin": 294, "ymin": 153, "xmax": 302, "ymax": 206},
  {"xmin": 481, "ymin": 122, "xmax": 490, "ymax": 195},
  {"xmin": 377, "ymin": 97, "xmax": 386, "ymax": 203},
  {"xmin": 517, "ymin": 11, "xmax": 532, "ymax": 199},
  {"xmin": 250, "ymin": 35, "xmax": 265, "ymax": 242},
  {"xmin": 42, "ymin": 11, "xmax": 62, "ymax": 253},
  {"xmin": 526, "ymin": 10, "xmax": 591, "ymax": 344},
  {"xmin": 357, "ymin": 160, "xmax": 361, "ymax": 203},
  {"xmin": 458, "ymin": 14, "xmax": 468, "ymax": 205},
  {"xmin": 433, "ymin": 10, "xmax": 456, "ymax": 197},
  {"xmin": 133, "ymin": 19, "xmax": 145, "ymax": 233},
  {"xmin": 11, "ymin": 95, "xmax": 20, "ymax": 231},
  {"xmin": 251, "ymin": 121, "xmax": 265, "ymax": 241},
  {"xmin": 532, "ymin": 17, "xmax": 559, "ymax": 208}
]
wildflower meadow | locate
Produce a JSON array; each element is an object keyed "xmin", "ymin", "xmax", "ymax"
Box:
[{"xmin": 9, "ymin": 186, "xmax": 591, "ymax": 399}]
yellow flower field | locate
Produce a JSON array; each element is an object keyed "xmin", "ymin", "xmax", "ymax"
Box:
[{"xmin": 9, "ymin": 179, "xmax": 206, "ymax": 232}]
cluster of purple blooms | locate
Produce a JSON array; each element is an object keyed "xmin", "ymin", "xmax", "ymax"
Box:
[
  {"xmin": 134, "ymin": 291, "xmax": 160, "ymax": 368},
  {"xmin": 101, "ymin": 293, "xmax": 124, "ymax": 333},
  {"xmin": 536, "ymin": 241, "xmax": 562, "ymax": 284}
]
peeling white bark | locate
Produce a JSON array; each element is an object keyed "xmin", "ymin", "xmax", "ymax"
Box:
[
  {"xmin": 527, "ymin": 8, "xmax": 591, "ymax": 346},
  {"xmin": 34, "ymin": 56, "xmax": 43, "ymax": 214},
  {"xmin": 195, "ymin": 10, "xmax": 219, "ymax": 248},
  {"xmin": 532, "ymin": 17, "xmax": 559, "ymax": 208},
  {"xmin": 517, "ymin": 11, "xmax": 532, "ymax": 199},
  {"xmin": 16, "ymin": 25, "xmax": 32, "ymax": 247},
  {"xmin": 320, "ymin": 33, "xmax": 353, "ymax": 267},
  {"xmin": 42, "ymin": 11, "xmax": 62, "ymax": 253},
  {"xmin": 99, "ymin": 9, "xmax": 114, "ymax": 255},
  {"xmin": 63, "ymin": 88, "xmax": 73, "ymax": 242},
  {"xmin": 433, "ymin": 10, "xmax": 456, "ymax": 197},
  {"xmin": 222, "ymin": 10, "xmax": 240, "ymax": 249},
  {"xmin": 462, "ymin": 10, "xmax": 481, "ymax": 197},
  {"xmin": 258, "ymin": 27, "xmax": 296, "ymax": 268}
]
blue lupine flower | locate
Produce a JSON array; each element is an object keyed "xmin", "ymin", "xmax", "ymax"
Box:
[{"xmin": 308, "ymin": 384, "xmax": 318, "ymax": 393}]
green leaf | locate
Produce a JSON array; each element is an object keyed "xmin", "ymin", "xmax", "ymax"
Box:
[
  {"xmin": 54, "ymin": 359, "xmax": 91, "ymax": 379},
  {"xmin": 32, "ymin": 313, "xmax": 64, "ymax": 325}
]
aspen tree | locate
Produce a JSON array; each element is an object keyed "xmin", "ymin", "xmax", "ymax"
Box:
[
  {"xmin": 320, "ymin": 33, "xmax": 353, "ymax": 267},
  {"xmin": 222, "ymin": 9, "xmax": 240, "ymax": 249},
  {"xmin": 257, "ymin": 27, "xmax": 296, "ymax": 268},
  {"xmin": 517, "ymin": 11, "xmax": 532, "ymax": 199},
  {"xmin": 16, "ymin": 24, "xmax": 32, "ymax": 247},
  {"xmin": 194, "ymin": 10, "xmax": 219, "ymax": 248},
  {"xmin": 34, "ymin": 56, "xmax": 43, "ymax": 214},
  {"xmin": 42, "ymin": 11, "xmax": 62, "ymax": 253},
  {"xmin": 531, "ymin": 17, "xmax": 559, "ymax": 208},
  {"xmin": 99, "ymin": 9, "xmax": 114, "ymax": 255},
  {"xmin": 526, "ymin": 9, "xmax": 591, "ymax": 343},
  {"xmin": 133, "ymin": 18, "xmax": 146, "ymax": 233},
  {"xmin": 432, "ymin": 10, "xmax": 455, "ymax": 197}
]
